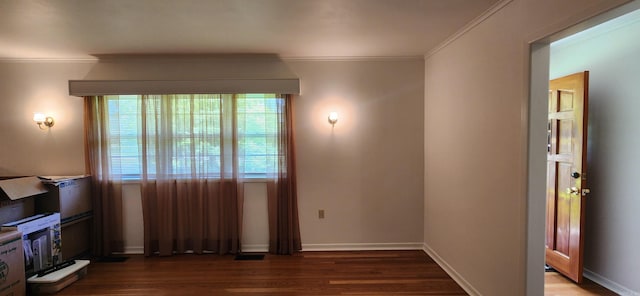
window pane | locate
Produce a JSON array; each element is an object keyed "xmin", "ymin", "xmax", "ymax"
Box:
[{"xmin": 105, "ymin": 94, "xmax": 282, "ymax": 179}]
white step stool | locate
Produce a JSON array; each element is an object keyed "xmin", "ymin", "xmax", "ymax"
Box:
[{"xmin": 27, "ymin": 260, "xmax": 90, "ymax": 294}]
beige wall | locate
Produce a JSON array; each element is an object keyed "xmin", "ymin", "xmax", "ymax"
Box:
[
  {"xmin": 0, "ymin": 57, "xmax": 425, "ymax": 251},
  {"xmin": 0, "ymin": 61, "xmax": 91, "ymax": 176},
  {"xmin": 423, "ymin": 0, "xmax": 629, "ymax": 295},
  {"xmin": 289, "ymin": 60, "xmax": 425, "ymax": 248}
]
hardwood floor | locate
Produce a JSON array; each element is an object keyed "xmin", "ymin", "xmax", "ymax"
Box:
[
  {"xmin": 544, "ymin": 271, "xmax": 617, "ymax": 296},
  {"xmin": 46, "ymin": 251, "xmax": 618, "ymax": 295},
  {"xmin": 55, "ymin": 251, "xmax": 468, "ymax": 295}
]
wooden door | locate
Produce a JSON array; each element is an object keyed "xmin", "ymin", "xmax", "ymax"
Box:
[{"xmin": 545, "ymin": 71, "xmax": 590, "ymax": 283}]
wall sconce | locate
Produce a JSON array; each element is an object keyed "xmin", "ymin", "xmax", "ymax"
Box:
[
  {"xmin": 328, "ymin": 112, "xmax": 338, "ymax": 126},
  {"xmin": 33, "ymin": 113, "xmax": 55, "ymax": 129}
]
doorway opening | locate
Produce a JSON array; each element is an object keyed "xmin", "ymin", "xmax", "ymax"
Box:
[{"xmin": 527, "ymin": 1, "xmax": 640, "ymax": 295}]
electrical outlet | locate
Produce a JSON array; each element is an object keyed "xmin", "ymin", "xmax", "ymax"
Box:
[{"xmin": 318, "ymin": 209, "xmax": 325, "ymax": 219}]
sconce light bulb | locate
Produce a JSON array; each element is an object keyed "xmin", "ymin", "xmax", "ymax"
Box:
[
  {"xmin": 33, "ymin": 113, "xmax": 46, "ymax": 123},
  {"xmin": 328, "ymin": 112, "xmax": 338, "ymax": 125},
  {"xmin": 33, "ymin": 113, "xmax": 54, "ymax": 129}
]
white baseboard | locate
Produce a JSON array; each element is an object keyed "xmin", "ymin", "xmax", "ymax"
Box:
[
  {"xmin": 122, "ymin": 246, "xmax": 144, "ymax": 255},
  {"xmin": 302, "ymin": 242, "xmax": 424, "ymax": 251},
  {"xmin": 241, "ymin": 244, "xmax": 269, "ymax": 253},
  {"xmin": 422, "ymin": 244, "xmax": 481, "ymax": 296},
  {"xmin": 121, "ymin": 245, "xmax": 271, "ymax": 254},
  {"xmin": 584, "ymin": 269, "xmax": 639, "ymax": 296},
  {"xmin": 121, "ymin": 243, "xmax": 423, "ymax": 254}
]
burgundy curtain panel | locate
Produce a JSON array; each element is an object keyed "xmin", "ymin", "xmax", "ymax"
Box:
[
  {"xmin": 84, "ymin": 96, "xmax": 125, "ymax": 256},
  {"xmin": 267, "ymin": 94, "xmax": 302, "ymax": 254},
  {"xmin": 141, "ymin": 179, "xmax": 242, "ymax": 256}
]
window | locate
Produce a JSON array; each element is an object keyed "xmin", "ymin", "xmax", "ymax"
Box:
[{"xmin": 105, "ymin": 94, "xmax": 282, "ymax": 180}]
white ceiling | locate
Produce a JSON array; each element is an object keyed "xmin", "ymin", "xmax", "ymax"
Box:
[{"xmin": 0, "ymin": 0, "xmax": 499, "ymax": 60}]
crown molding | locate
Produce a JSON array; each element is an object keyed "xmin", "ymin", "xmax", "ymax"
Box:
[
  {"xmin": 0, "ymin": 57, "xmax": 98, "ymax": 63},
  {"xmin": 551, "ymin": 6, "xmax": 640, "ymax": 50},
  {"xmin": 281, "ymin": 55, "xmax": 425, "ymax": 62},
  {"xmin": 425, "ymin": 0, "xmax": 514, "ymax": 58},
  {"xmin": 0, "ymin": 55, "xmax": 426, "ymax": 63}
]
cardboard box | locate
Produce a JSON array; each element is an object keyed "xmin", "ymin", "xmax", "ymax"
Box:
[
  {"xmin": 1, "ymin": 214, "xmax": 62, "ymax": 277},
  {"xmin": 60, "ymin": 218, "xmax": 91, "ymax": 260},
  {"xmin": 0, "ymin": 230, "xmax": 25, "ymax": 296},
  {"xmin": 36, "ymin": 176, "xmax": 93, "ymax": 259},
  {"xmin": 37, "ymin": 176, "xmax": 92, "ymax": 223},
  {"xmin": 0, "ymin": 177, "xmax": 48, "ymax": 226}
]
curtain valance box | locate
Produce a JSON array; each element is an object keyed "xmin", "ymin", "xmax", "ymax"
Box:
[{"xmin": 69, "ymin": 79, "xmax": 300, "ymax": 96}]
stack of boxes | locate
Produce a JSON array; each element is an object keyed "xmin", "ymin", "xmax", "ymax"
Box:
[
  {"xmin": 37, "ymin": 177, "xmax": 92, "ymax": 260},
  {"xmin": 0, "ymin": 176, "xmax": 92, "ymax": 295},
  {"xmin": 0, "ymin": 176, "xmax": 48, "ymax": 296}
]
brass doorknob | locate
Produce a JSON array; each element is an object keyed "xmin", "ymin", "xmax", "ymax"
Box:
[
  {"xmin": 565, "ymin": 187, "xmax": 590, "ymax": 196},
  {"xmin": 566, "ymin": 187, "xmax": 579, "ymax": 195}
]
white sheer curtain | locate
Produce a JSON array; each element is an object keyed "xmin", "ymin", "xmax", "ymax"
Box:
[
  {"xmin": 266, "ymin": 94, "xmax": 301, "ymax": 254},
  {"xmin": 139, "ymin": 94, "xmax": 244, "ymax": 255}
]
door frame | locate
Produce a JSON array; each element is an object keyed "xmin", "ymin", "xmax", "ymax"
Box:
[{"xmin": 526, "ymin": 1, "xmax": 640, "ymax": 295}]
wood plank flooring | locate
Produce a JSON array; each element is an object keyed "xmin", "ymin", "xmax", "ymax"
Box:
[
  {"xmin": 544, "ymin": 271, "xmax": 617, "ymax": 296},
  {"xmin": 49, "ymin": 250, "xmax": 617, "ymax": 295},
  {"xmin": 55, "ymin": 251, "xmax": 468, "ymax": 295}
]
